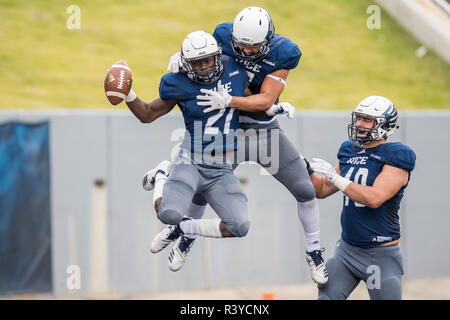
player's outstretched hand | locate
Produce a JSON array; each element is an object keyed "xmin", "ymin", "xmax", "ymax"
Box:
[
  {"xmin": 265, "ymin": 102, "xmax": 296, "ymax": 118},
  {"xmin": 310, "ymin": 158, "xmax": 338, "ymax": 182},
  {"xmin": 197, "ymin": 80, "xmax": 232, "ymax": 113},
  {"xmin": 104, "ymin": 60, "xmax": 134, "ymax": 105},
  {"xmin": 167, "ymin": 52, "xmax": 182, "ymax": 73}
]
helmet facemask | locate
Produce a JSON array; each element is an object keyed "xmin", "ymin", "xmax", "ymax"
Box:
[
  {"xmin": 348, "ymin": 111, "xmax": 397, "ymax": 145},
  {"xmin": 181, "ymin": 48, "xmax": 223, "ymax": 84},
  {"xmin": 348, "ymin": 112, "xmax": 383, "ymax": 144},
  {"xmin": 231, "ymin": 6, "xmax": 274, "ymax": 62},
  {"xmin": 231, "ymin": 37, "xmax": 270, "ymax": 62},
  {"xmin": 348, "ymin": 96, "xmax": 399, "ymax": 146}
]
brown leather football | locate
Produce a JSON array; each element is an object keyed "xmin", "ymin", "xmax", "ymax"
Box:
[{"xmin": 104, "ymin": 60, "xmax": 133, "ymax": 105}]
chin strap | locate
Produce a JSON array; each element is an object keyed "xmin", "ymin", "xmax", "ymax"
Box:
[{"xmin": 351, "ymin": 140, "xmax": 363, "ymax": 151}]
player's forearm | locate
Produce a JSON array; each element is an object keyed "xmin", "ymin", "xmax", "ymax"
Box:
[
  {"xmin": 343, "ymin": 184, "xmax": 385, "ymax": 208},
  {"xmin": 127, "ymin": 97, "xmax": 176, "ymax": 123},
  {"xmin": 126, "ymin": 97, "xmax": 154, "ymax": 123},
  {"xmin": 310, "ymin": 173, "xmax": 339, "ymax": 199},
  {"xmin": 229, "ymin": 93, "xmax": 276, "ymax": 112}
]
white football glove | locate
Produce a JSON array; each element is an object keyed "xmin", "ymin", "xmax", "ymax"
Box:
[
  {"xmin": 167, "ymin": 52, "xmax": 182, "ymax": 73},
  {"xmin": 197, "ymin": 80, "xmax": 232, "ymax": 113},
  {"xmin": 265, "ymin": 102, "xmax": 296, "ymax": 119},
  {"xmin": 310, "ymin": 158, "xmax": 352, "ymax": 191},
  {"xmin": 310, "ymin": 158, "xmax": 338, "ymax": 182}
]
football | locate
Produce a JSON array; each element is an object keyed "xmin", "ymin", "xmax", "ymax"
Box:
[{"xmin": 104, "ymin": 60, "xmax": 133, "ymax": 105}]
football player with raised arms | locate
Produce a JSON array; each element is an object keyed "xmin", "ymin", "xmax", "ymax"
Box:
[
  {"xmin": 147, "ymin": 7, "xmax": 328, "ymax": 284},
  {"xmin": 119, "ymin": 31, "xmax": 254, "ymax": 256},
  {"xmin": 309, "ymin": 96, "xmax": 416, "ymax": 299}
]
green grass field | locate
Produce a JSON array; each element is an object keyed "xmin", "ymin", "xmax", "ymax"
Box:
[{"xmin": 0, "ymin": 0, "xmax": 449, "ymax": 110}]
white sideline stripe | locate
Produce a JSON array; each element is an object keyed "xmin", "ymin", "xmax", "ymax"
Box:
[
  {"xmin": 111, "ymin": 64, "xmax": 131, "ymax": 71},
  {"xmin": 106, "ymin": 91, "xmax": 126, "ymax": 99}
]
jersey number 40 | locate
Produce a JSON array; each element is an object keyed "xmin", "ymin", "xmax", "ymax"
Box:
[{"xmin": 343, "ymin": 167, "xmax": 368, "ymax": 207}]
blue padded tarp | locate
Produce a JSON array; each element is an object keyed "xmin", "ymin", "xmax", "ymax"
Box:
[{"xmin": 0, "ymin": 122, "xmax": 52, "ymax": 295}]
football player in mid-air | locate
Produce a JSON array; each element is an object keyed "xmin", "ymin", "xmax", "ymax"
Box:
[
  {"xmin": 120, "ymin": 31, "xmax": 254, "ymax": 252},
  {"xmin": 309, "ymin": 96, "xmax": 416, "ymax": 300},
  {"xmin": 147, "ymin": 6, "xmax": 328, "ymax": 284}
]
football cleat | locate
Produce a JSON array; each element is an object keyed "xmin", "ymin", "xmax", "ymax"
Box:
[
  {"xmin": 168, "ymin": 235, "xmax": 195, "ymax": 272},
  {"xmin": 306, "ymin": 248, "xmax": 329, "ymax": 285},
  {"xmin": 150, "ymin": 224, "xmax": 183, "ymax": 254},
  {"xmin": 142, "ymin": 160, "xmax": 172, "ymax": 191}
]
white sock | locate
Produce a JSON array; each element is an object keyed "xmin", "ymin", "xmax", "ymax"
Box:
[
  {"xmin": 180, "ymin": 218, "xmax": 222, "ymax": 238},
  {"xmin": 152, "ymin": 173, "xmax": 167, "ymax": 207},
  {"xmin": 181, "ymin": 203, "xmax": 207, "ymax": 240},
  {"xmin": 297, "ymin": 199, "xmax": 321, "ymax": 252},
  {"xmin": 179, "ymin": 219, "xmax": 199, "ymax": 236}
]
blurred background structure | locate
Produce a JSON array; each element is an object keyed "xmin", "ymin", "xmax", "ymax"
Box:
[
  {"xmin": 1, "ymin": 0, "xmax": 449, "ymax": 110},
  {"xmin": 0, "ymin": 0, "xmax": 449, "ymax": 299}
]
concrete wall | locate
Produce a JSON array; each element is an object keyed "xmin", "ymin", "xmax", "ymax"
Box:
[{"xmin": 0, "ymin": 110, "xmax": 449, "ymax": 297}]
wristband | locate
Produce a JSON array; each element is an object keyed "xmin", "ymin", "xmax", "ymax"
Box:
[
  {"xmin": 331, "ymin": 175, "xmax": 352, "ymax": 191},
  {"xmin": 304, "ymin": 158, "xmax": 314, "ymax": 176},
  {"xmin": 125, "ymin": 89, "xmax": 137, "ymax": 102}
]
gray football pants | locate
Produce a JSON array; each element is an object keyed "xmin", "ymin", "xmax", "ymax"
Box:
[
  {"xmin": 158, "ymin": 149, "xmax": 249, "ymax": 237},
  {"xmin": 318, "ymin": 239, "xmax": 404, "ymax": 300},
  {"xmin": 192, "ymin": 121, "xmax": 316, "ymax": 205}
]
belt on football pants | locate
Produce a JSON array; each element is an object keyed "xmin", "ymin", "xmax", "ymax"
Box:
[{"xmin": 379, "ymin": 239, "xmax": 400, "ymax": 247}]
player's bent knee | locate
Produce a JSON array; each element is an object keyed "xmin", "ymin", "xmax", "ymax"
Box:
[
  {"xmin": 224, "ymin": 219, "xmax": 250, "ymax": 237},
  {"xmin": 238, "ymin": 220, "xmax": 250, "ymax": 237},
  {"xmin": 158, "ymin": 209, "xmax": 183, "ymax": 225},
  {"xmin": 292, "ymin": 180, "xmax": 316, "ymax": 202},
  {"xmin": 234, "ymin": 220, "xmax": 250, "ymax": 237}
]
